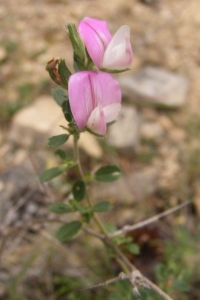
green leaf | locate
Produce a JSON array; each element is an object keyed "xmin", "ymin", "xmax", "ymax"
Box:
[
  {"xmin": 109, "ymin": 294, "xmax": 122, "ymax": 300},
  {"xmin": 56, "ymin": 221, "xmax": 82, "ymax": 242},
  {"xmin": 94, "ymin": 165, "xmax": 121, "ymax": 182},
  {"xmin": 39, "ymin": 162, "xmax": 74, "ymax": 182},
  {"xmin": 125, "ymin": 243, "xmax": 140, "ymax": 255},
  {"xmin": 39, "ymin": 167, "xmax": 64, "ymax": 182},
  {"xmin": 51, "ymin": 88, "xmax": 68, "ymax": 107},
  {"xmin": 93, "ymin": 201, "xmax": 111, "ymax": 212},
  {"xmin": 54, "ymin": 149, "xmax": 67, "ymax": 161},
  {"xmin": 48, "ymin": 134, "xmax": 69, "ymax": 148},
  {"xmin": 48, "ymin": 203, "xmax": 73, "ymax": 213},
  {"xmin": 72, "ymin": 180, "xmax": 86, "ymax": 202},
  {"xmin": 62, "ymin": 100, "xmax": 73, "ymax": 122},
  {"xmin": 172, "ymin": 279, "xmax": 190, "ymax": 292},
  {"xmin": 58, "ymin": 59, "xmax": 71, "ymax": 89}
]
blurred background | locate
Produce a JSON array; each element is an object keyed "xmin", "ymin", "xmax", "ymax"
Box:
[{"xmin": 0, "ymin": 0, "xmax": 200, "ymax": 299}]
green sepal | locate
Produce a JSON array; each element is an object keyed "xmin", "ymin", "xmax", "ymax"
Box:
[
  {"xmin": 48, "ymin": 134, "xmax": 69, "ymax": 148},
  {"xmin": 67, "ymin": 24, "xmax": 86, "ymax": 64},
  {"xmin": 56, "ymin": 221, "xmax": 82, "ymax": 242},
  {"xmin": 62, "ymin": 99, "xmax": 73, "ymax": 122},
  {"xmin": 100, "ymin": 67, "xmax": 131, "ymax": 74},
  {"xmin": 48, "ymin": 203, "xmax": 73, "ymax": 214},
  {"xmin": 58, "ymin": 59, "xmax": 71, "ymax": 89},
  {"xmin": 67, "ymin": 23, "xmax": 94, "ymax": 71},
  {"xmin": 85, "ymin": 126, "xmax": 105, "ymax": 138},
  {"xmin": 94, "ymin": 165, "xmax": 121, "ymax": 182},
  {"xmin": 51, "ymin": 87, "xmax": 68, "ymax": 107}
]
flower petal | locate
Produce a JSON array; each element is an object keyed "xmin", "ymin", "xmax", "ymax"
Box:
[
  {"xmin": 101, "ymin": 25, "xmax": 133, "ymax": 70},
  {"xmin": 87, "ymin": 103, "xmax": 106, "ymax": 135},
  {"xmin": 68, "ymin": 71, "xmax": 96, "ymax": 129},
  {"xmin": 68, "ymin": 71, "xmax": 122, "ymax": 133},
  {"xmin": 103, "ymin": 103, "xmax": 121, "ymax": 123},
  {"xmin": 78, "ymin": 17, "xmax": 112, "ymax": 68},
  {"xmin": 94, "ymin": 72, "xmax": 122, "ymax": 107}
]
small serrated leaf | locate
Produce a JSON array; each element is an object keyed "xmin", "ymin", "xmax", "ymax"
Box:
[
  {"xmin": 72, "ymin": 180, "xmax": 86, "ymax": 202},
  {"xmin": 54, "ymin": 149, "xmax": 67, "ymax": 161},
  {"xmin": 93, "ymin": 201, "xmax": 111, "ymax": 212},
  {"xmin": 51, "ymin": 88, "xmax": 68, "ymax": 107},
  {"xmin": 56, "ymin": 221, "xmax": 82, "ymax": 242},
  {"xmin": 94, "ymin": 165, "xmax": 121, "ymax": 182},
  {"xmin": 39, "ymin": 167, "xmax": 64, "ymax": 182},
  {"xmin": 48, "ymin": 134, "xmax": 69, "ymax": 148},
  {"xmin": 125, "ymin": 243, "xmax": 140, "ymax": 255},
  {"xmin": 48, "ymin": 203, "xmax": 73, "ymax": 213}
]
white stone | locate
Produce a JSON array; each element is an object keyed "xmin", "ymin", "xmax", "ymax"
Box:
[
  {"xmin": 118, "ymin": 66, "xmax": 189, "ymax": 108},
  {"xmin": 108, "ymin": 105, "xmax": 141, "ymax": 152},
  {"xmin": 9, "ymin": 96, "xmax": 102, "ymax": 158},
  {"xmin": 141, "ymin": 121, "xmax": 164, "ymax": 140}
]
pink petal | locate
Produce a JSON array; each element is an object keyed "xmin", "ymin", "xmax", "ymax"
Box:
[
  {"xmin": 103, "ymin": 103, "xmax": 121, "ymax": 123},
  {"xmin": 68, "ymin": 71, "xmax": 95, "ymax": 129},
  {"xmin": 78, "ymin": 17, "xmax": 112, "ymax": 68},
  {"xmin": 101, "ymin": 25, "xmax": 133, "ymax": 70},
  {"xmin": 87, "ymin": 103, "xmax": 106, "ymax": 135},
  {"xmin": 68, "ymin": 71, "xmax": 122, "ymax": 133},
  {"xmin": 94, "ymin": 72, "xmax": 122, "ymax": 107}
]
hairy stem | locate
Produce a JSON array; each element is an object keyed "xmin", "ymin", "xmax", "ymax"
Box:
[{"xmin": 73, "ymin": 134, "xmax": 174, "ymax": 300}]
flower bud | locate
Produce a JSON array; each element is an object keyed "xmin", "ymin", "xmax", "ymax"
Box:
[
  {"xmin": 68, "ymin": 71, "xmax": 121, "ymax": 136},
  {"xmin": 78, "ymin": 17, "xmax": 133, "ymax": 71}
]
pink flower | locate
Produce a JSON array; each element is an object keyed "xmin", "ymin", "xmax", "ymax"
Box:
[
  {"xmin": 68, "ymin": 71, "xmax": 121, "ymax": 135},
  {"xmin": 78, "ymin": 17, "xmax": 133, "ymax": 70}
]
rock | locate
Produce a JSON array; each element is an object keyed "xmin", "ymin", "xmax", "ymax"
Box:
[
  {"xmin": 158, "ymin": 115, "xmax": 173, "ymax": 131},
  {"xmin": 91, "ymin": 165, "xmax": 160, "ymax": 204},
  {"xmin": 108, "ymin": 105, "xmax": 141, "ymax": 153},
  {"xmin": 193, "ymin": 181, "xmax": 200, "ymax": 217},
  {"xmin": 0, "ymin": 166, "xmax": 38, "ymax": 223},
  {"xmin": 168, "ymin": 128, "xmax": 187, "ymax": 143},
  {"xmin": 118, "ymin": 66, "xmax": 189, "ymax": 108},
  {"xmin": 141, "ymin": 121, "xmax": 164, "ymax": 140},
  {"xmin": 157, "ymin": 147, "xmax": 181, "ymax": 189},
  {"xmin": 8, "ymin": 96, "xmax": 102, "ymax": 158}
]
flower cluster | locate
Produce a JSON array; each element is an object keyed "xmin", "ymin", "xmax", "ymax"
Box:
[{"xmin": 47, "ymin": 17, "xmax": 133, "ymax": 135}]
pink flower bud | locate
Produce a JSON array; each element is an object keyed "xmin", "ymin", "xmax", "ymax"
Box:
[
  {"xmin": 68, "ymin": 71, "xmax": 121, "ymax": 135},
  {"xmin": 78, "ymin": 17, "xmax": 133, "ymax": 70}
]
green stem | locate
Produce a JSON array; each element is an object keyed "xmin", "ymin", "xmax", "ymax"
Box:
[{"xmin": 73, "ymin": 134, "xmax": 131, "ymax": 273}]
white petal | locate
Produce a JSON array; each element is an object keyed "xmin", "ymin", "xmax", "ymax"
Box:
[
  {"xmin": 87, "ymin": 104, "xmax": 106, "ymax": 135},
  {"xmin": 101, "ymin": 25, "xmax": 133, "ymax": 70},
  {"xmin": 103, "ymin": 103, "xmax": 121, "ymax": 123}
]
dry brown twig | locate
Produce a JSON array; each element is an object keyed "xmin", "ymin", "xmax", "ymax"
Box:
[
  {"xmin": 83, "ymin": 226, "xmax": 175, "ymax": 300},
  {"xmin": 79, "ymin": 268, "xmax": 173, "ymax": 300},
  {"xmin": 109, "ymin": 200, "xmax": 191, "ymax": 238}
]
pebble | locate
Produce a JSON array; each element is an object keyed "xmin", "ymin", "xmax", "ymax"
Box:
[
  {"xmin": 8, "ymin": 96, "xmax": 102, "ymax": 157},
  {"xmin": 141, "ymin": 121, "xmax": 164, "ymax": 140},
  {"xmin": 118, "ymin": 66, "xmax": 190, "ymax": 108},
  {"xmin": 108, "ymin": 105, "xmax": 141, "ymax": 152}
]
